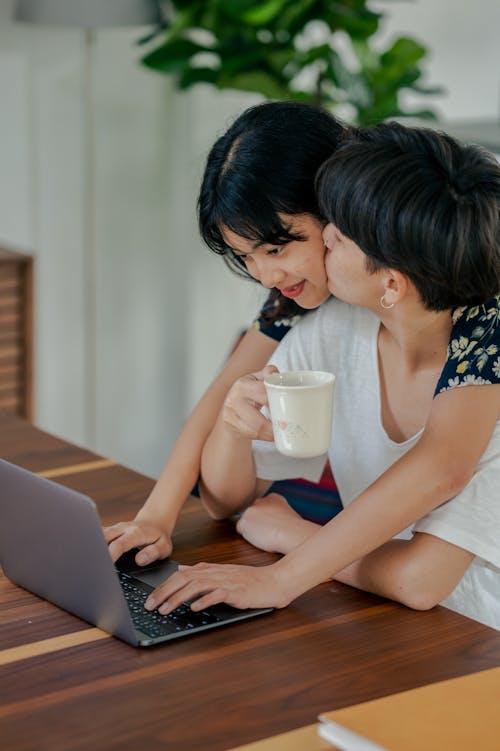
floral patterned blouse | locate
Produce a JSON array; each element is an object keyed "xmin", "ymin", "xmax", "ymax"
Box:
[
  {"xmin": 435, "ymin": 294, "xmax": 500, "ymax": 394},
  {"xmin": 253, "ymin": 292, "xmax": 302, "ymax": 341},
  {"xmin": 255, "ymin": 292, "xmax": 500, "ymax": 394}
]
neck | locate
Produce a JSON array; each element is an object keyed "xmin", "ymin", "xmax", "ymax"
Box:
[{"xmin": 378, "ymin": 301, "xmax": 452, "ymax": 371}]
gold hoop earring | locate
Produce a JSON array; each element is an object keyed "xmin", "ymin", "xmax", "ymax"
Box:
[{"xmin": 380, "ymin": 295, "xmax": 394, "ymax": 310}]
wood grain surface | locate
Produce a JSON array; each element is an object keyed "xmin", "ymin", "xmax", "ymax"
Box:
[{"xmin": 1, "ymin": 414, "xmax": 500, "ymax": 751}]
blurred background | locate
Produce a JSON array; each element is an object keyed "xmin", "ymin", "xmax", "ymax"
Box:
[{"xmin": 0, "ymin": 0, "xmax": 499, "ymax": 478}]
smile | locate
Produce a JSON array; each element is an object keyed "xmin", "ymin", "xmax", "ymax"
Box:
[{"xmin": 280, "ymin": 281, "xmax": 306, "ymax": 299}]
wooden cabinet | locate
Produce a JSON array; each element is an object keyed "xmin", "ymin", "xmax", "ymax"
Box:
[{"xmin": 0, "ymin": 248, "xmax": 33, "ymax": 419}]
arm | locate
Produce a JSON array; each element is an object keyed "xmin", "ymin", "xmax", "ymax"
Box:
[
  {"xmin": 236, "ymin": 499, "xmax": 473, "ymax": 609},
  {"xmin": 198, "ymin": 367, "xmax": 276, "ymax": 520},
  {"xmin": 146, "ymin": 383, "xmax": 500, "ymax": 612},
  {"xmin": 104, "ymin": 327, "xmax": 278, "ymax": 564},
  {"xmin": 236, "ymin": 385, "xmax": 496, "ymax": 548},
  {"xmin": 199, "ymin": 307, "xmax": 321, "ymax": 519},
  {"xmin": 234, "ymin": 499, "xmax": 474, "ymax": 609},
  {"xmin": 244, "ymin": 383, "xmax": 500, "ymax": 604},
  {"xmin": 335, "ymin": 533, "xmax": 474, "ymax": 610}
]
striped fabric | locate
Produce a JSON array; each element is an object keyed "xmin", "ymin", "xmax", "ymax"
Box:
[
  {"xmin": 268, "ymin": 461, "xmax": 342, "ymax": 525},
  {"xmin": 192, "ymin": 461, "xmax": 342, "ymax": 526}
]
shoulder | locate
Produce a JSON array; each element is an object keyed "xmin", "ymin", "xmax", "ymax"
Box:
[
  {"xmin": 436, "ymin": 295, "xmax": 500, "ymax": 394},
  {"xmin": 451, "ymin": 294, "xmax": 500, "ymax": 335},
  {"xmin": 253, "ymin": 295, "xmax": 304, "ymax": 342},
  {"xmin": 312, "ymin": 297, "xmax": 378, "ymax": 333},
  {"xmin": 288, "ymin": 298, "xmax": 378, "ymax": 351},
  {"xmin": 253, "ymin": 316, "xmax": 302, "ymax": 343}
]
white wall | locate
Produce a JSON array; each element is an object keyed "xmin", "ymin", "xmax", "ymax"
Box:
[
  {"xmin": 373, "ymin": 0, "xmax": 500, "ymax": 121},
  {"xmin": 0, "ymin": 0, "xmax": 499, "ymax": 478},
  {"xmin": 0, "ymin": 2, "xmax": 265, "ymax": 477}
]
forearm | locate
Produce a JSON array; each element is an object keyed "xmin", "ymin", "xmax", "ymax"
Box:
[
  {"xmin": 199, "ymin": 414, "xmax": 259, "ymax": 519},
  {"xmin": 135, "ymin": 379, "xmax": 232, "ymax": 532},
  {"xmin": 136, "ymin": 328, "xmax": 279, "ymax": 532},
  {"xmin": 271, "ymin": 441, "xmax": 478, "ymax": 602},
  {"xmin": 135, "ymin": 428, "xmax": 205, "ymax": 534},
  {"xmin": 334, "ymin": 540, "xmax": 425, "ymax": 604},
  {"xmin": 272, "ymin": 387, "xmax": 500, "ymax": 602},
  {"xmin": 334, "ymin": 534, "xmax": 474, "ymax": 610}
]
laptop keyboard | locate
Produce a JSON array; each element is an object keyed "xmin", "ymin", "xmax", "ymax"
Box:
[{"xmin": 118, "ymin": 570, "xmax": 224, "ymax": 639}]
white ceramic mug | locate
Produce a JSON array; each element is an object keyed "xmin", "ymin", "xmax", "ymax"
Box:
[{"xmin": 264, "ymin": 370, "xmax": 335, "ymax": 458}]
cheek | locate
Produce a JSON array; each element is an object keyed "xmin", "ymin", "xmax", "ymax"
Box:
[
  {"xmin": 302, "ymin": 246, "xmax": 327, "ymax": 278},
  {"xmin": 324, "ymin": 251, "xmax": 336, "ymax": 280},
  {"xmin": 243, "ymin": 259, "xmax": 259, "ymax": 279}
]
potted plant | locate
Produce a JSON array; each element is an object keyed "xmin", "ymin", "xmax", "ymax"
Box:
[{"xmin": 139, "ymin": 0, "xmax": 441, "ymax": 125}]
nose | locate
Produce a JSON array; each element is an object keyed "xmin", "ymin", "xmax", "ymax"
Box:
[{"xmin": 253, "ymin": 258, "xmax": 286, "ymax": 289}]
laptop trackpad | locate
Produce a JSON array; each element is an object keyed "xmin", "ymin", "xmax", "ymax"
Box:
[{"xmin": 115, "ymin": 549, "xmax": 179, "ymax": 587}]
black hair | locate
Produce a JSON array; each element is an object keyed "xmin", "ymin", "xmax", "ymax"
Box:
[
  {"xmin": 316, "ymin": 121, "xmax": 500, "ymax": 311},
  {"xmin": 197, "ymin": 101, "xmax": 344, "ymax": 321}
]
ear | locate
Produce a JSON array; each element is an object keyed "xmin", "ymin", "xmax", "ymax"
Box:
[{"xmin": 381, "ymin": 269, "xmax": 409, "ymax": 306}]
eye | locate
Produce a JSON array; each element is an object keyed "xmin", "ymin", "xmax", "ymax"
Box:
[
  {"xmin": 266, "ymin": 246, "xmax": 284, "ymax": 256},
  {"xmin": 231, "ymin": 251, "xmax": 249, "ymax": 262}
]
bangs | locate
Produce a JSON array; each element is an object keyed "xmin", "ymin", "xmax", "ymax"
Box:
[
  {"xmin": 223, "ymin": 214, "xmax": 305, "ymax": 252},
  {"xmin": 205, "ymin": 186, "xmax": 307, "ymax": 252},
  {"xmin": 202, "ymin": 196, "xmax": 307, "ymax": 279}
]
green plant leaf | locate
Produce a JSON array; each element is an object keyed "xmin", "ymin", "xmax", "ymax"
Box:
[
  {"xmin": 177, "ymin": 67, "xmax": 219, "ymax": 89},
  {"xmin": 216, "ymin": 45, "xmax": 269, "ymax": 74},
  {"xmin": 278, "ymin": 0, "xmax": 322, "ymax": 36},
  {"xmin": 218, "ymin": 70, "xmax": 290, "ymax": 98},
  {"xmin": 142, "ymin": 37, "xmax": 210, "ymax": 73},
  {"xmin": 243, "ymin": 0, "xmax": 289, "ymax": 26},
  {"xmin": 398, "ymin": 108, "xmax": 439, "ymax": 121},
  {"xmin": 299, "ymin": 43, "xmax": 334, "ymax": 65},
  {"xmin": 267, "ymin": 48, "xmax": 297, "ymax": 75},
  {"xmin": 380, "ymin": 36, "xmax": 427, "ymax": 68},
  {"xmin": 321, "ymin": 2, "xmax": 381, "ymax": 39}
]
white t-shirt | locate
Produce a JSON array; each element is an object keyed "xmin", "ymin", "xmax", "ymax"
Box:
[{"xmin": 253, "ymin": 298, "xmax": 500, "ymax": 630}]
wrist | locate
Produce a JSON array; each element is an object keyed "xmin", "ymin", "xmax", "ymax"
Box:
[
  {"xmin": 268, "ymin": 559, "xmax": 302, "ymax": 608},
  {"xmin": 215, "ymin": 413, "xmax": 253, "ymax": 447},
  {"xmin": 272, "ymin": 518, "xmax": 316, "ymax": 555},
  {"xmin": 134, "ymin": 507, "xmax": 176, "ymax": 536}
]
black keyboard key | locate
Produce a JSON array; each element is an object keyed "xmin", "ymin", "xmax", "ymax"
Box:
[{"xmin": 117, "ymin": 570, "xmax": 223, "ymax": 638}]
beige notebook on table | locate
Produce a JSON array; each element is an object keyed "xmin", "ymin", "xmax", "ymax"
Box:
[{"xmin": 318, "ymin": 665, "xmax": 500, "ymax": 751}]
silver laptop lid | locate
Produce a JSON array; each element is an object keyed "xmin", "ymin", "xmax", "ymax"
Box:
[{"xmin": 0, "ymin": 459, "xmax": 138, "ymax": 644}]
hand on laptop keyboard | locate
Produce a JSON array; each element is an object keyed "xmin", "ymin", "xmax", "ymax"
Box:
[{"xmin": 118, "ymin": 571, "xmax": 223, "ymax": 638}]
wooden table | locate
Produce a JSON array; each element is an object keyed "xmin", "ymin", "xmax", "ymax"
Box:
[{"xmin": 2, "ymin": 413, "xmax": 500, "ymax": 751}]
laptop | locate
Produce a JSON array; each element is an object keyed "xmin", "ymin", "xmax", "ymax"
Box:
[{"xmin": 0, "ymin": 459, "xmax": 272, "ymax": 647}]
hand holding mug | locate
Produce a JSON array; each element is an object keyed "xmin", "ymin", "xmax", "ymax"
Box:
[{"xmin": 222, "ymin": 365, "xmax": 278, "ymax": 441}]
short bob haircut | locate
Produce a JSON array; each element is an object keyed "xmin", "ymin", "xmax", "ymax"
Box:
[
  {"xmin": 198, "ymin": 101, "xmax": 344, "ymax": 321},
  {"xmin": 316, "ymin": 122, "xmax": 500, "ymax": 311}
]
